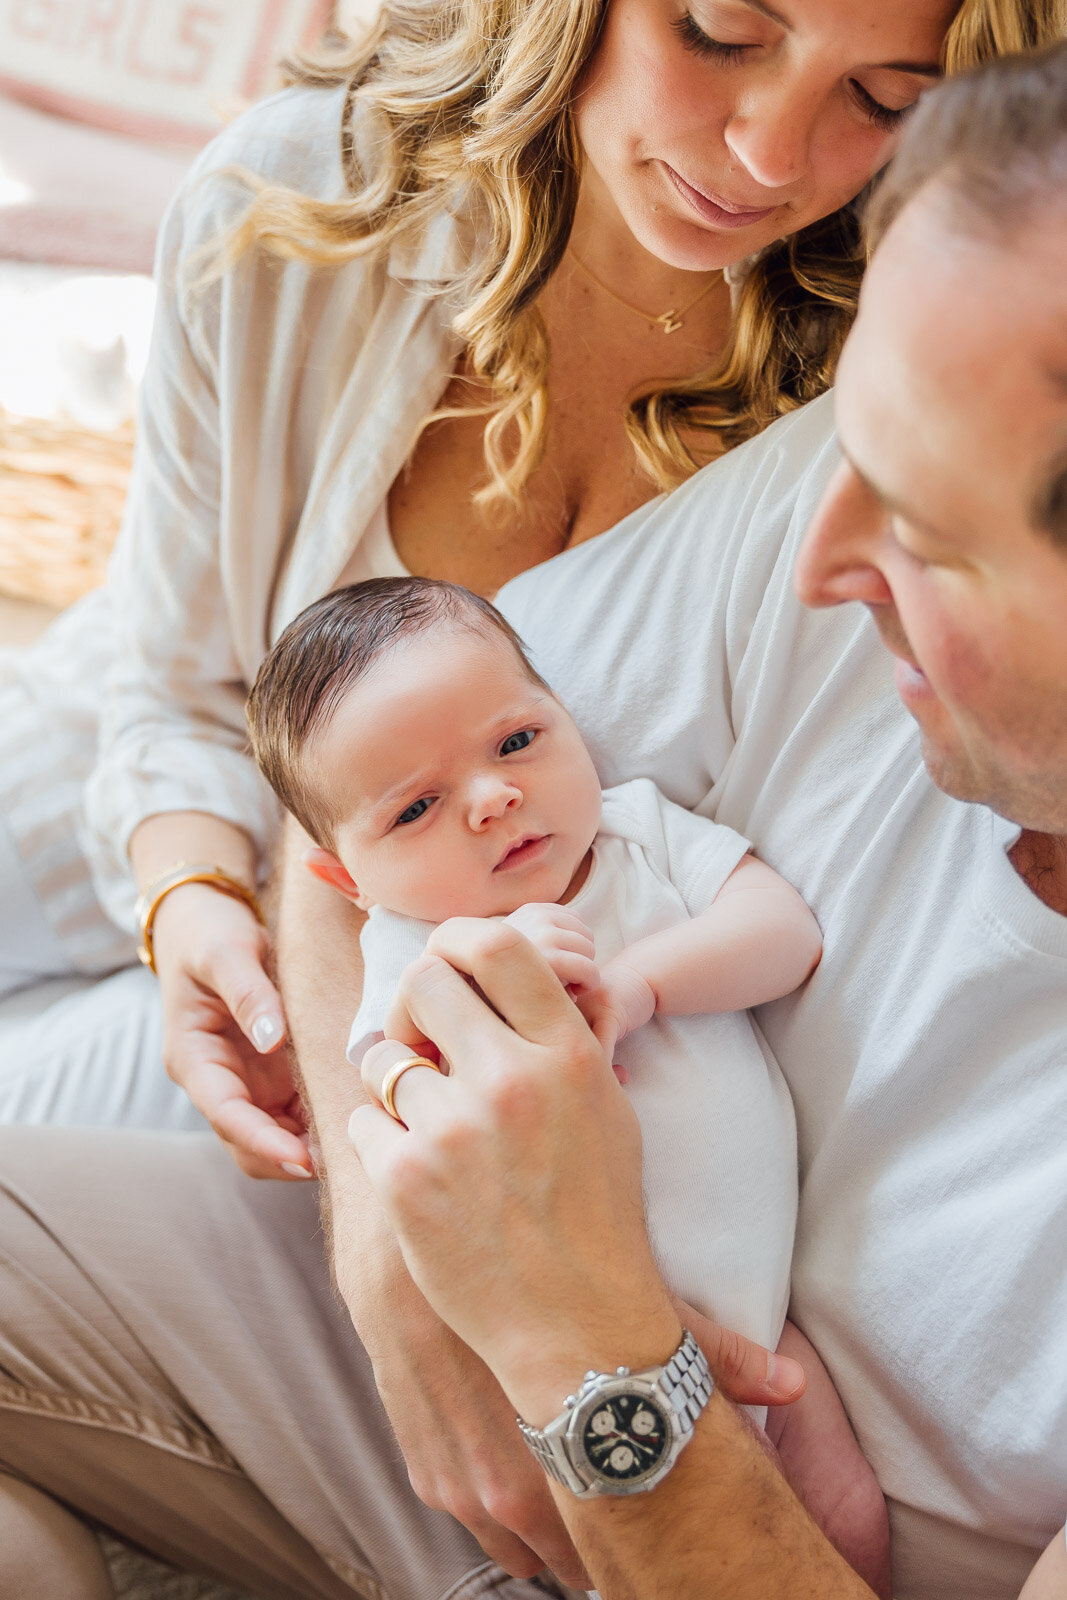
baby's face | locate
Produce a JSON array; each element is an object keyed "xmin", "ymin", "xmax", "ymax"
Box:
[{"xmin": 305, "ymin": 626, "xmax": 603, "ymax": 922}]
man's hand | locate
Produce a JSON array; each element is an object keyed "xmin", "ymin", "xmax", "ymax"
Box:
[
  {"xmin": 350, "ymin": 917, "xmax": 808, "ymax": 1419},
  {"xmin": 382, "ymin": 908, "xmax": 601, "ymax": 1054},
  {"xmin": 680, "ymin": 1299, "xmax": 806, "ymax": 1410},
  {"xmin": 347, "ymin": 911, "xmax": 870, "ymax": 1600}
]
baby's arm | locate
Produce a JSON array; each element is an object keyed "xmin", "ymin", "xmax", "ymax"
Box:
[{"xmin": 583, "ymin": 854, "xmax": 822, "ymax": 1052}]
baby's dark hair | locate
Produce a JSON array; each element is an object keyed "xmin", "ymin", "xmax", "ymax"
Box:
[{"xmin": 247, "ymin": 576, "xmax": 549, "ymax": 846}]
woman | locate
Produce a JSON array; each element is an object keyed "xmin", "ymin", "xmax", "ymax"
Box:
[
  {"xmin": 0, "ymin": 3, "xmax": 1060, "ymax": 1597},
  {"xmin": 0, "ymin": 0, "xmax": 1047, "ymax": 1156}
]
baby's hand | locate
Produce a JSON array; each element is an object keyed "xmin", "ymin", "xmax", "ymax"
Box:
[
  {"xmin": 577, "ymin": 960, "xmax": 657, "ymax": 1065},
  {"xmin": 502, "ymin": 904, "xmax": 600, "ymax": 994}
]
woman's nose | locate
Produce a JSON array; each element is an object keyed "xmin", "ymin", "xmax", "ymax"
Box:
[
  {"xmin": 724, "ymin": 77, "xmax": 820, "ymax": 191},
  {"xmin": 794, "ymin": 459, "xmax": 893, "ymax": 610},
  {"xmin": 466, "ymin": 775, "xmax": 522, "ymax": 829}
]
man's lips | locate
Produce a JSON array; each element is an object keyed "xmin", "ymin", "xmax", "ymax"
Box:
[
  {"xmin": 663, "ymin": 164, "xmax": 779, "ymax": 229},
  {"xmin": 893, "ymin": 656, "xmax": 935, "ymax": 707},
  {"xmin": 868, "ymin": 609, "xmax": 936, "ymax": 707},
  {"xmin": 494, "ymin": 834, "xmax": 550, "ymax": 872}
]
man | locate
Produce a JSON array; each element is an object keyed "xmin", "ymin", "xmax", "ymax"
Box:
[{"xmin": 347, "ymin": 42, "xmax": 1067, "ymax": 1599}]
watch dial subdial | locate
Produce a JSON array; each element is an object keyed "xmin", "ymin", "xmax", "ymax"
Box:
[{"xmin": 582, "ymin": 1395, "xmax": 669, "ymax": 1482}]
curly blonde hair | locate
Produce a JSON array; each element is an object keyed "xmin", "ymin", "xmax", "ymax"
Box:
[{"xmin": 224, "ymin": 0, "xmax": 1066, "ymax": 502}]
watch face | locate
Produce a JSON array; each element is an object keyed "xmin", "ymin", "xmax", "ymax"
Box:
[{"xmin": 581, "ymin": 1393, "xmax": 670, "ymax": 1484}]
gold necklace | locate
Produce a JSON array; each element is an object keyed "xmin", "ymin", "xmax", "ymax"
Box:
[{"xmin": 569, "ymin": 249, "xmax": 723, "ymax": 335}]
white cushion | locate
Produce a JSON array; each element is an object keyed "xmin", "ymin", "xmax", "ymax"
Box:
[
  {"xmin": 0, "ymin": 94, "xmax": 192, "ymax": 272},
  {"xmin": 0, "ymin": 0, "xmax": 332, "ymax": 147}
]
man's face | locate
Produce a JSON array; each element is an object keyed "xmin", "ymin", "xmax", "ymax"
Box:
[{"xmin": 795, "ymin": 186, "xmax": 1067, "ymax": 833}]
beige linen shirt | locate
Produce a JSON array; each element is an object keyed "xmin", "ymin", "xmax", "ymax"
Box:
[{"xmin": 84, "ymin": 84, "xmax": 467, "ymax": 926}]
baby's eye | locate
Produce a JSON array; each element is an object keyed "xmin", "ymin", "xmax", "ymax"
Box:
[
  {"xmin": 395, "ymin": 796, "xmax": 435, "ymax": 826},
  {"xmin": 499, "ymin": 729, "xmax": 536, "ymax": 756}
]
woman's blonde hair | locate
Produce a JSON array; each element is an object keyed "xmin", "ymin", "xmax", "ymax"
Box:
[{"xmin": 226, "ymin": 0, "xmax": 1066, "ymax": 502}]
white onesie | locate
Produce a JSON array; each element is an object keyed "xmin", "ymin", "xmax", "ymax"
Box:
[{"xmin": 347, "ymin": 778, "xmax": 798, "ymax": 1352}]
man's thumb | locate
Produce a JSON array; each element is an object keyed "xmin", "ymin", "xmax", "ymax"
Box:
[{"xmin": 684, "ymin": 1306, "xmax": 806, "ymax": 1407}]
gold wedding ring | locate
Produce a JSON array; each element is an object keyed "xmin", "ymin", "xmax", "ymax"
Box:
[{"xmin": 379, "ymin": 1056, "xmax": 442, "ymax": 1126}]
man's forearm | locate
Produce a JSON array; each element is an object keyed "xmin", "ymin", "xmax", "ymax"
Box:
[
  {"xmin": 348, "ymin": 920, "xmax": 873, "ymax": 1600},
  {"xmin": 545, "ymin": 1390, "xmax": 875, "ymax": 1600},
  {"xmin": 270, "ymin": 821, "xmax": 594, "ymax": 1590},
  {"xmin": 494, "ymin": 1308, "xmax": 873, "ymax": 1600},
  {"xmin": 270, "ymin": 816, "xmax": 399, "ymax": 1304}
]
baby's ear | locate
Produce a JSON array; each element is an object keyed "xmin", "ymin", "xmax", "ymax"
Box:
[{"xmin": 302, "ymin": 848, "xmax": 373, "ymax": 910}]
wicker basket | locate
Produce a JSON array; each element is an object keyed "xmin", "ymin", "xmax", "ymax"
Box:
[{"xmin": 0, "ymin": 407, "xmax": 133, "ymax": 610}]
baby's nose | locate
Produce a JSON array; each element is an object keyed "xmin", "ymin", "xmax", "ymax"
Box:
[{"xmin": 468, "ymin": 776, "xmax": 522, "ymax": 827}]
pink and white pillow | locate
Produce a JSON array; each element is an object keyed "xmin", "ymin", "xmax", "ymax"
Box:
[{"xmin": 0, "ymin": 0, "xmax": 334, "ymax": 148}]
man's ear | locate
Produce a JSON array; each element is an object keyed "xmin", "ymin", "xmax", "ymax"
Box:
[{"xmin": 302, "ymin": 848, "xmax": 374, "ymax": 910}]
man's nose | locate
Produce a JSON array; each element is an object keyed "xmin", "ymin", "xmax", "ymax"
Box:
[
  {"xmin": 724, "ymin": 75, "xmax": 819, "ymax": 191},
  {"xmin": 466, "ymin": 774, "xmax": 522, "ymax": 829},
  {"xmin": 794, "ymin": 459, "xmax": 893, "ymax": 610}
]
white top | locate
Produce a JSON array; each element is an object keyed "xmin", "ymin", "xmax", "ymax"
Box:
[
  {"xmin": 348, "ymin": 779, "xmax": 796, "ymax": 1353},
  {"xmin": 494, "ymin": 390, "xmax": 1067, "ymax": 1600},
  {"xmin": 83, "ymin": 83, "xmax": 464, "ymax": 925}
]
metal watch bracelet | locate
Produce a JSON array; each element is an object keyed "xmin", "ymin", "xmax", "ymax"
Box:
[{"xmin": 516, "ymin": 1329, "xmax": 713, "ymax": 1497}]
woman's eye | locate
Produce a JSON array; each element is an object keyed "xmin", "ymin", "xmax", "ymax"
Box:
[
  {"xmin": 851, "ymin": 81, "xmax": 911, "ymax": 133},
  {"xmin": 499, "ymin": 729, "xmax": 536, "ymax": 756},
  {"xmin": 671, "ymin": 12, "xmax": 749, "ymax": 62},
  {"xmin": 395, "ymin": 796, "xmax": 434, "ymax": 826}
]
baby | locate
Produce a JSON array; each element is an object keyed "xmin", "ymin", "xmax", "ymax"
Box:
[{"xmin": 248, "ymin": 575, "xmax": 890, "ymax": 1595}]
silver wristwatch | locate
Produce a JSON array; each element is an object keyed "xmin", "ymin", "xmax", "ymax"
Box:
[{"xmin": 516, "ymin": 1329, "xmax": 713, "ymax": 1498}]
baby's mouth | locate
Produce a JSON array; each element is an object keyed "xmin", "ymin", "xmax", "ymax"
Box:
[{"xmin": 494, "ymin": 834, "xmax": 550, "ymax": 872}]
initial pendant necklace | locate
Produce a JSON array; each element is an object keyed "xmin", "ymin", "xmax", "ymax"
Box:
[{"xmin": 569, "ymin": 250, "xmax": 723, "ymax": 335}]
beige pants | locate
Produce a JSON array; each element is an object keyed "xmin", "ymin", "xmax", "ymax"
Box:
[{"xmin": 0, "ymin": 1124, "xmax": 579, "ymax": 1600}]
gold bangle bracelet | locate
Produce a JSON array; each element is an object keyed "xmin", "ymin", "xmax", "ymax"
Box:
[{"xmin": 135, "ymin": 862, "xmax": 264, "ymax": 974}]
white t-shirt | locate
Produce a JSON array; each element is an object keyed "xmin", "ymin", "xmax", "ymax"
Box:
[
  {"xmin": 494, "ymin": 392, "xmax": 1067, "ymax": 1600},
  {"xmin": 348, "ymin": 779, "xmax": 796, "ymax": 1355}
]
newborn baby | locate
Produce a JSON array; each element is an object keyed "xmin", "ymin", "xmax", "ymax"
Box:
[{"xmin": 248, "ymin": 575, "xmax": 890, "ymax": 1595}]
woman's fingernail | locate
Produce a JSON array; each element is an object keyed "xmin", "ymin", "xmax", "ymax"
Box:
[
  {"xmin": 281, "ymin": 1162, "xmax": 313, "ymax": 1179},
  {"xmin": 252, "ymin": 1014, "xmax": 283, "ymax": 1051}
]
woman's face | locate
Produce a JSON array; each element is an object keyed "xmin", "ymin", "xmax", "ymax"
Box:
[{"xmin": 574, "ymin": 0, "xmax": 957, "ymax": 269}]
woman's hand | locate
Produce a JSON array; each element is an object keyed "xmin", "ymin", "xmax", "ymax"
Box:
[
  {"xmin": 349, "ymin": 916, "xmax": 805, "ymax": 1422},
  {"xmin": 151, "ymin": 882, "xmax": 313, "ymax": 1178}
]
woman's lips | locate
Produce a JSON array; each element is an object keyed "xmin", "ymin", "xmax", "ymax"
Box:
[
  {"xmin": 663, "ymin": 164, "xmax": 778, "ymax": 230},
  {"xmin": 494, "ymin": 835, "xmax": 550, "ymax": 872}
]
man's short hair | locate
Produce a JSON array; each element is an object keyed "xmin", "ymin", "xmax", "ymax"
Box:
[
  {"xmin": 867, "ymin": 39, "xmax": 1067, "ymax": 249},
  {"xmin": 247, "ymin": 577, "xmax": 549, "ymax": 846},
  {"xmin": 867, "ymin": 38, "xmax": 1067, "ymax": 547}
]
